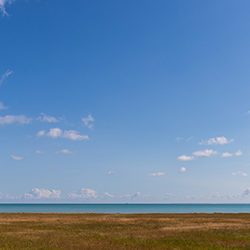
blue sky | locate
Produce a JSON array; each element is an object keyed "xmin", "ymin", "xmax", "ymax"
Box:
[{"xmin": 1, "ymin": 0, "xmax": 250, "ymax": 203}]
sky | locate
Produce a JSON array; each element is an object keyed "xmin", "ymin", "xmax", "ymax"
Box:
[{"xmin": 1, "ymin": 0, "xmax": 250, "ymax": 203}]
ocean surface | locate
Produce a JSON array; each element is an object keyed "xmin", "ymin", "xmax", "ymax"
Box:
[{"xmin": 0, "ymin": 204, "xmax": 250, "ymax": 213}]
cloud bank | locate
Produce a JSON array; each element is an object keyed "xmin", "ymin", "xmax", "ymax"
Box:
[
  {"xmin": 68, "ymin": 188, "xmax": 98, "ymax": 199},
  {"xmin": 1, "ymin": 187, "xmax": 250, "ymax": 203},
  {"xmin": 23, "ymin": 188, "xmax": 61, "ymax": 199}
]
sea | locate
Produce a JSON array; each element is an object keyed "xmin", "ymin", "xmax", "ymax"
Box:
[{"xmin": 0, "ymin": 204, "xmax": 250, "ymax": 213}]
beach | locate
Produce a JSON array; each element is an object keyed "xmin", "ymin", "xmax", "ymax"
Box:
[{"xmin": 0, "ymin": 213, "xmax": 250, "ymax": 249}]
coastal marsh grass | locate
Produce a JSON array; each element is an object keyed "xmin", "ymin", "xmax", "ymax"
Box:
[{"xmin": 0, "ymin": 213, "xmax": 250, "ymax": 249}]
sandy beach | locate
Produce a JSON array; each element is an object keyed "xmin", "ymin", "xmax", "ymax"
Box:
[{"xmin": 0, "ymin": 213, "xmax": 250, "ymax": 249}]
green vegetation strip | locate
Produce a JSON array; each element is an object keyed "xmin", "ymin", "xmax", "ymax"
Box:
[{"xmin": 0, "ymin": 213, "xmax": 250, "ymax": 249}]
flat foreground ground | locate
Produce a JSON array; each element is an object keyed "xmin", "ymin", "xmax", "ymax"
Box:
[{"xmin": 1, "ymin": 213, "xmax": 250, "ymax": 249}]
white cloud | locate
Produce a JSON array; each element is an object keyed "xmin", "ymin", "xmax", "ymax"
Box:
[
  {"xmin": 123, "ymin": 192, "xmax": 141, "ymax": 200},
  {"xmin": 199, "ymin": 136, "xmax": 233, "ymax": 145},
  {"xmin": 10, "ymin": 154, "xmax": 23, "ymax": 161},
  {"xmin": 179, "ymin": 167, "xmax": 186, "ymax": 173},
  {"xmin": 36, "ymin": 130, "xmax": 45, "ymax": 137},
  {"xmin": 47, "ymin": 128, "xmax": 62, "ymax": 138},
  {"xmin": 0, "ymin": 0, "xmax": 12, "ymax": 16},
  {"xmin": 37, "ymin": 128, "xmax": 89, "ymax": 140},
  {"xmin": 148, "ymin": 172, "xmax": 165, "ymax": 176},
  {"xmin": 221, "ymin": 152, "xmax": 232, "ymax": 158},
  {"xmin": 175, "ymin": 137, "xmax": 183, "ymax": 142},
  {"xmin": 63, "ymin": 130, "xmax": 89, "ymax": 140},
  {"xmin": 36, "ymin": 150, "xmax": 43, "ymax": 154},
  {"xmin": 0, "ymin": 115, "xmax": 32, "ymax": 125},
  {"xmin": 187, "ymin": 136, "xmax": 193, "ymax": 142},
  {"xmin": 106, "ymin": 171, "xmax": 115, "ymax": 175},
  {"xmin": 68, "ymin": 188, "xmax": 98, "ymax": 199},
  {"xmin": 2, "ymin": 188, "xmax": 250, "ymax": 202},
  {"xmin": 23, "ymin": 188, "xmax": 61, "ymax": 199},
  {"xmin": 193, "ymin": 149, "xmax": 218, "ymax": 157},
  {"xmin": 131, "ymin": 192, "xmax": 141, "ymax": 199},
  {"xmin": 37, "ymin": 113, "xmax": 59, "ymax": 123},
  {"xmin": 177, "ymin": 155, "xmax": 194, "ymax": 161},
  {"xmin": 232, "ymin": 171, "xmax": 247, "ymax": 177},
  {"xmin": 165, "ymin": 193, "xmax": 176, "ymax": 198},
  {"xmin": 0, "ymin": 102, "xmax": 7, "ymax": 110},
  {"xmin": 104, "ymin": 192, "xmax": 114, "ymax": 198},
  {"xmin": 56, "ymin": 149, "xmax": 73, "ymax": 154},
  {"xmin": 236, "ymin": 150, "xmax": 242, "ymax": 156},
  {"xmin": 82, "ymin": 114, "xmax": 94, "ymax": 129},
  {"xmin": 0, "ymin": 70, "xmax": 12, "ymax": 85},
  {"xmin": 178, "ymin": 150, "xmax": 218, "ymax": 161}
]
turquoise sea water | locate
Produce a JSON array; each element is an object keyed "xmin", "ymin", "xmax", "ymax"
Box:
[{"xmin": 0, "ymin": 204, "xmax": 250, "ymax": 213}]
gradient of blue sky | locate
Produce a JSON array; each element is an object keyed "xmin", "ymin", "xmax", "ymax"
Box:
[{"xmin": 1, "ymin": 0, "xmax": 250, "ymax": 202}]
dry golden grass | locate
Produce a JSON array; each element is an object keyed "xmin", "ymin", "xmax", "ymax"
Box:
[{"xmin": 0, "ymin": 213, "xmax": 250, "ymax": 249}]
